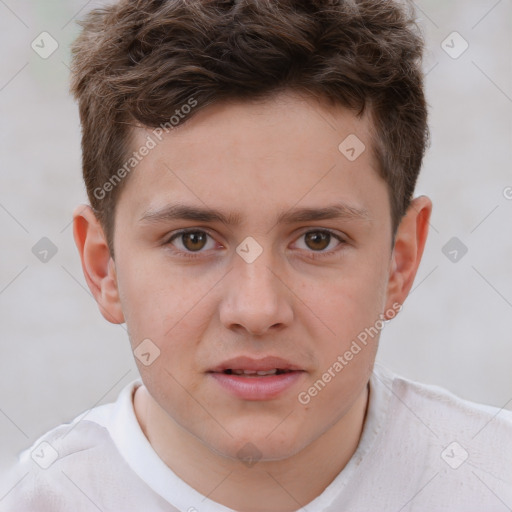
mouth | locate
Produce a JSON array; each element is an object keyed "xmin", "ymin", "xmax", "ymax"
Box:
[
  {"xmin": 208, "ymin": 355, "xmax": 304, "ymax": 374},
  {"xmin": 207, "ymin": 356, "xmax": 306, "ymax": 400},
  {"xmin": 219, "ymin": 368, "xmax": 297, "ymax": 376}
]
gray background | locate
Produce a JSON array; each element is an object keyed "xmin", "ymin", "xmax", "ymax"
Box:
[{"xmin": 0, "ymin": 0, "xmax": 511, "ymax": 480}]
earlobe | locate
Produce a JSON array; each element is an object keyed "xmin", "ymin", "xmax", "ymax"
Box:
[
  {"xmin": 384, "ymin": 196, "xmax": 432, "ymax": 318},
  {"xmin": 72, "ymin": 204, "xmax": 125, "ymax": 324}
]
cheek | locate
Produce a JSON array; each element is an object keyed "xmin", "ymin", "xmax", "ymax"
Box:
[
  {"xmin": 305, "ymin": 258, "xmax": 389, "ymax": 349},
  {"xmin": 296, "ymin": 268, "xmax": 385, "ymax": 420},
  {"xmin": 116, "ymin": 253, "xmax": 196, "ymax": 328},
  {"xmin": 117, "ymin": 255, "xmax": 218, "ymax": 375}
]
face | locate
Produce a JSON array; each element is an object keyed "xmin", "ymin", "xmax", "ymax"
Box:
[{"xmin": 103, "ymin": 92, "xmax": 401, "ymax": 461}]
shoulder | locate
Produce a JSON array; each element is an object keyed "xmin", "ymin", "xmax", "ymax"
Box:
[
  {"xmin": 0, "ymin": 380, "xmax": 173, "ymax": 511},
  {"xmin": 378, "ymin": 364, "xmax": 512, "ymax": 434},
  {"xmin": 367, "ymin": 364, "xmax": 512, "ymax": 508},
  {"xmin": 1, "ymin": 415, "xmax": 116, "ymax": 510}
]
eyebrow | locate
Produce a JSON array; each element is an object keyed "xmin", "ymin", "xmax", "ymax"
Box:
[{"xmin": 139, "ymin": 202, "xmax": 371, "ymax": 226}]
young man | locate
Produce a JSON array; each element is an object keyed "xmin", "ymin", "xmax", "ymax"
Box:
[{"xmin": 3, "ymin": 0, "xmax": 511, "ymax": 510}]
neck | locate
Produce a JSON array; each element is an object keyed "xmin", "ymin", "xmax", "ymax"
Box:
[{"xmin": 134, "ymin": 384, "xmax": 369, "ymax": 512}]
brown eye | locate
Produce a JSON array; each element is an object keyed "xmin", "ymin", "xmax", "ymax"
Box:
[
  {"xmin": 168, "ymin": 230, "xmax": 215, "ymax": 254},
  {"xmin": 180, "ymin": 231, "xmax": 208, "ymax": 251},
  {"xmin": 304, "ymin": 231, "xmax": 332, "ymax": 251},
  {"xmin": 293, "ymin": 229, "xmax": 345, "ymax": 258}
]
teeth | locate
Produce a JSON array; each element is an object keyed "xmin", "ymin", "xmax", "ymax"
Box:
[
  {"xmin": 230, "ymin": 369, "xmax": 278, "ymax": 376},
  {"xmin": 257, "ymin": 369, "xmax": 277, "ymax": 376}
]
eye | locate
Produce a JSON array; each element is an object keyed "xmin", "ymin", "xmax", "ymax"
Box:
[
  {"xmin": 164, "ymin": 228, "xmax": 346, "ymax": 260},
  {"xmin": 166, "ymin": 229, "xmax": 218, "ymax": 255},
  {"xmin": 293, "ymin": 229, "xmax": 345, "ymax": 257}
]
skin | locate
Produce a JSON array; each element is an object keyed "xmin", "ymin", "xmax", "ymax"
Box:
[{"xmin": 73, "ymin": 91, "xmax": 432, "ymax": 511}]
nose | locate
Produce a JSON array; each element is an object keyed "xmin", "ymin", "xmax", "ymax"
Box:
[{"xmin": 219, "ymin": 249, "xmax": 293, "ymax": 336}]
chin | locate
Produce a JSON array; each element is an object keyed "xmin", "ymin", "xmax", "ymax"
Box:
[{"xmin": 201, "ymin": 423, "xmax": 310, "ymax": 464}]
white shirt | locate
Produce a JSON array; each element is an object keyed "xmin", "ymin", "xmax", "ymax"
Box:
[{"xmin": 2, "ymin": 364, "xmax": 511, "ymax": 511}]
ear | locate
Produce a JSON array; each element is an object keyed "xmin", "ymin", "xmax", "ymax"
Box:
[
  {"xmin": 72, "ymin": 204, "xmax": 124, "ymax": 324},
  {"xmin": 383, "ymin": 196, "xmax": 432, "ymax": 318}
]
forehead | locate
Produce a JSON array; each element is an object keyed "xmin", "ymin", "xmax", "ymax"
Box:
[
  {"xmin": 116, "ymin": 92, "xmax": 386, "ymax": 227},
  {"xmin": 143, "ymin": 92, "xmax": 374, "ymax": 157}
]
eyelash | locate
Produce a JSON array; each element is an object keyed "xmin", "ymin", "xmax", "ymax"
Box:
[{"xmin": 164, "ymin": 228, "xmax": 347, "ymax": 261}]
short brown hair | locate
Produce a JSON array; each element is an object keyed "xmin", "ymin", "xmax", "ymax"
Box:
[{"xmin": 70, "ymin": 0, "xmax": 428, "ymax": 255}]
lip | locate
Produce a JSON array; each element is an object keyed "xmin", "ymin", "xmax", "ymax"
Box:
[
  {"xmin": 208, "ymin": 355, "xmax": 304, "ymax": 373},
  {"xmin": 207, "ymin": 356, "xmax": 306, "ymax": 401}
]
